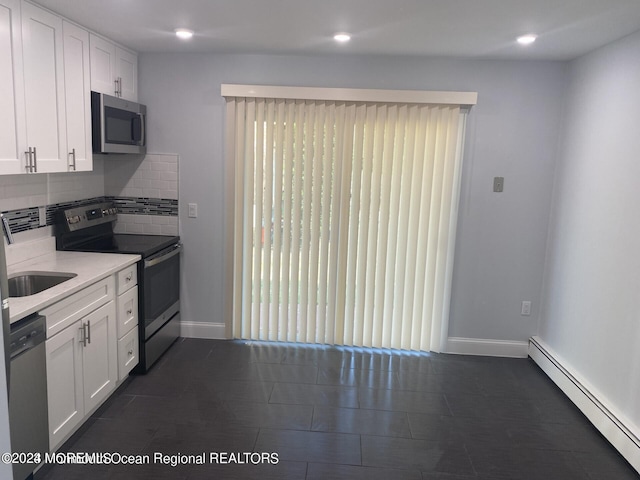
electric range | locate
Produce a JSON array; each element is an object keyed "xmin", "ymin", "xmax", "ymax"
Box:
[{"xmin": 56, "ymin": 201, "xmax": 181, "ymax": 373}]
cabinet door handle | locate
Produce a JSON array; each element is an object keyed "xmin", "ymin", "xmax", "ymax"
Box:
[
  {"xmin": 79, "ymin": 324, "xmax": 86, "ymax": 346},
  {"xmin": 32, "ymin": 147, "xmax": 37, "ymax": 172},
  {"xmin": 86, "ymin": 320, "xmax": 91, "ymax": 345},
  {"xmin": 128, "ymin": 349, "xmax": 134, "ymax": 356},
  {"xmin": 114, "ymin": 77, "xmax": 123, "ymax": 97},
  {"xmin": 25, "ymin": 147, "xmax": 33, "ymax": 172},
  {"xmin": 114, "ymin": 78, "xmax": 119, "ymax": 96},
  {"xmin": 69, "ymin": 148, "xmax": 76, "ymax": 171}
]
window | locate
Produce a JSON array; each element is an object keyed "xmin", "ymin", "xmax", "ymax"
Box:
[{"xmin": 224, "ymin": 85, "xmax": 475, "ymax": 352}]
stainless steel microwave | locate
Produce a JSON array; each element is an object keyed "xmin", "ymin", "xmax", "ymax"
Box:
[{"xmin": 91, "ymin": 91, "xmax": 146, "ymax": 154}]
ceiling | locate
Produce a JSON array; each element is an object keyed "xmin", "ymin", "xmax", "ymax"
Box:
[{"xmin": 36, "ymin": 0, "xmax": 640, "ymax": 60}]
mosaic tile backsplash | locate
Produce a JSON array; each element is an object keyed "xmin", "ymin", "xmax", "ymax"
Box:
[
  {"xmin": 1, "ymin": 153, "xmax": 179, "ymax": 236},
  {"xmin": 1, "ymin": 196, "xmax": 178, "ymax": 234}
]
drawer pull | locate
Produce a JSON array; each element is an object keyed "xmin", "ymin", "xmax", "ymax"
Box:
[
  {"xmin": 126, "ymin": 273, "xmax": 133, "ymax": 282},
  {"xmin": 127, "ymin": 309, "xmax": 133, "ymax": 315},
  {"xmin": 128, "ymin": 349, "xmax": 134, "ymax": 356}
]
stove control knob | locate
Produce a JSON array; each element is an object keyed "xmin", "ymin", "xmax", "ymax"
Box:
[
  {"xmin": 68, "ymin": 215, "xmax": 81, "ymax": 224},
  {"xmin": 111, "ymin": 208, "xmax": 117, "ymax": 215}
]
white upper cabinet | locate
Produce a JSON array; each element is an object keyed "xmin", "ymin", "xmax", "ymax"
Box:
[
  {"xmin": 0, "ymin": 0, "xmax": 138, "ymax": 176},
  {"xmin": 21, "ymin": 0, "xmax": 67, "ymax": 173},
  {"xmin": 90, "ymin": 33, "xmax": 138, "ymax": 102},
  {"xmin": 63, "ymin": 21, "xmax": 92, "ymax": 171},
  {"xmin": 0, "ymin": 0, "xmax": 27, "ymax": 175},
  {"xmin": 115, "ymin": 47, "xmax": 137, "ymax": 101},
  {"xmin": 89, "ymin": 34, "xmax": 116, "ymax": 95}
]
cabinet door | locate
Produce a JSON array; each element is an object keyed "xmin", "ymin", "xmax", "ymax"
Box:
[
  {"xmin": 89, "ymin": 33, "xmax": 116, "ymax": 96},
  {"xmin": 0, "ymin": 0, "xmax": 27, "ymax": 175},
  {"xmin": 46, "ymin": 320, "xmax": 84, "ymax": 450},
  {"xmin": 63, "ymin": 21, "xmax": 92, "ymax": 171},
  {"xmin": 115, "ymin": 46, "xmax": 137, "ymax": 101},
  {"xmin": 21, "ymin": 1, "xmax": 67, "ymax": 173},
  {"xmin": 82, "ymin": 301, "xmax": 118, "ymax": 414}
]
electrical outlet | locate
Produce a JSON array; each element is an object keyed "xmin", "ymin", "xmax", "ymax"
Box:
[
  {"xmin": 493, "ymin": 177, "xmax": 504, "ymax": 192},
  {"xmin": 521, "ymin": 301, "xmax": 532, "ymax": 316},
  {"xmin": 39, "ymin": 206, "xmax": 46, "ymax": 226}
]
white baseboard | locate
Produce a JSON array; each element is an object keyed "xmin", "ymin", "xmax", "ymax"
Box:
[
  {"xmin": 180, "ymin": 321, "xmax": 226, "ymax": 339},
  {"xmin": 444, "ymin": 337, "xmax": 529, "ymax": 358},
  {"xmin": 529, "ymin": 336, "xmax": 640, "ymax": 474}
]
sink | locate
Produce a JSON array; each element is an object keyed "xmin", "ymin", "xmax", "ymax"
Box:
[{"xmin": 8, "ymin": 271, "xmax": 77, "ymax": 297}]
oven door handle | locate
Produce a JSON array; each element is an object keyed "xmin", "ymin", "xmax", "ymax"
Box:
[{"xmin": 144, "ymin": 243, "xmax": 182, "ymax": 268}]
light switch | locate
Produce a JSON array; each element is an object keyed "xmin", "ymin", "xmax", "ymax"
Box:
[
  {"xmin": 493, "ymin": 177, "xmax": 504, "ymax": 193},
  {"xmin": 188, "ymin": 203, "xmax": 198, "ymax": 218}
]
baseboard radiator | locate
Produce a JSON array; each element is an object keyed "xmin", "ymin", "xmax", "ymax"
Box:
[{"xmin": 529, "ymin": 336, "xmax": 640, "ymax": 474}]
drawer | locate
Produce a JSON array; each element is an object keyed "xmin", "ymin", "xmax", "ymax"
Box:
[
  {"xmin": 117, "ymin": 286, "xmax": 138, "ymax": 338},
  {"xmin": 117, "ymin": 327, "xmax": 138, "ymax": 381},
  {"xmin": 41, "ymin": 276, "xmax": 115, "ymax": 338},
  {"xmin": 116, "ymin": 264, "xmax": 137, "ymax": 295}
]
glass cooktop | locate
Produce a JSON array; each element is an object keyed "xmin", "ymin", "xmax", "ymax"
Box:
[{"xmin": 69, "ymin": 234, "xmax": 179, "ymax": 259}]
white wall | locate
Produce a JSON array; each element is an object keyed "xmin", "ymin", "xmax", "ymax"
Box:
[
  {"xmin": 139, "ymin": 53, "xmax": 566, "ymax": 343},
  {"xmin": 539, "ymin": 31, "xmax": 640, "ymax": 429}
]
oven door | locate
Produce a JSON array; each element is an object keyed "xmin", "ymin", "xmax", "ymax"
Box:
[{"xmin": 143, "ymin": 243, "xmax": 181, "ymax": 338}]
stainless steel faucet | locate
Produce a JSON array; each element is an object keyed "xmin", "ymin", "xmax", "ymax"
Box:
[{"xmin": 1, "ymin": 214, "xmax": 14, "ymax": 244}]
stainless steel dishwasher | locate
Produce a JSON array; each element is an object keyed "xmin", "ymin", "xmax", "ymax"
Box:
[{"xmin": 9, "ymin": 313, "xmax": 49, "ymax": 480}]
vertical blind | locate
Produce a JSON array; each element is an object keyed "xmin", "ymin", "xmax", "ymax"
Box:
[{"xmin": 226, "ymin": 92, "xmax": 467, "ymax": 352}]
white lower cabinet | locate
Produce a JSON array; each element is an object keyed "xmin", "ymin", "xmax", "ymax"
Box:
[
  {"xmin": 118, "ymin": 327, "xmax": 138, "ymax": 382},
  {"xmin": 45, "ymin": 298, "xmax": 117, "ymax": 450},
  {"xmin": 43, "ymin": 265, "xmax": 138, "ymax": 452},
  {"xmin": 82, "ymin": 301, "xmax": 118, "ymax": 412},
  {"xmin": 44, "ymin": 313, "xmax": 83, "ymax": 450},
  {"xmin": 116, "ymin": 285, "xmax": 137, "ymax": 337},
  {"xmin": 116, "ymin": 282, "xmax": 139, "ymax": 380}
]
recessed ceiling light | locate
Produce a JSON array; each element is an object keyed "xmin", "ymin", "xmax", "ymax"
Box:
[
  {"xmin": 333, "ymin": 33, "xmax": 351, "ymax": 43},
  {"xmin": 517, "ymin": 34, "xmax": 537, "ymax": 46},
  {"xmin": 175, "ymin": 28, "xmax": 194, "ymax": 40}
]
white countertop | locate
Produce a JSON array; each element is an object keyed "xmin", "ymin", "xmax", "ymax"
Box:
[{"xmin": 7, "ymin": 251, "xmax": 140, "ymax": 324}]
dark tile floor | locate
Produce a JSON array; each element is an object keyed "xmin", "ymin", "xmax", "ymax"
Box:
[{"xmin": 35, "ymin": 338, "xmax": 640, "ymax": 480}]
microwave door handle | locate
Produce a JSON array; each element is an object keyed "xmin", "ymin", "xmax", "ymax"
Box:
[
  {"xmin": 100, "ymin": 95, "xmax": 107, "ymax": 153},
  {"xmin": 144, "ymin": 244, "xmax": 182, "ymax": 268},
  {"xmin": 131, "ymin": 114, "xmax": 145, "ymax": 145},
  {"xmin": 140, "ymin": 113, "xmax": 146, "ymax": 146}
]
